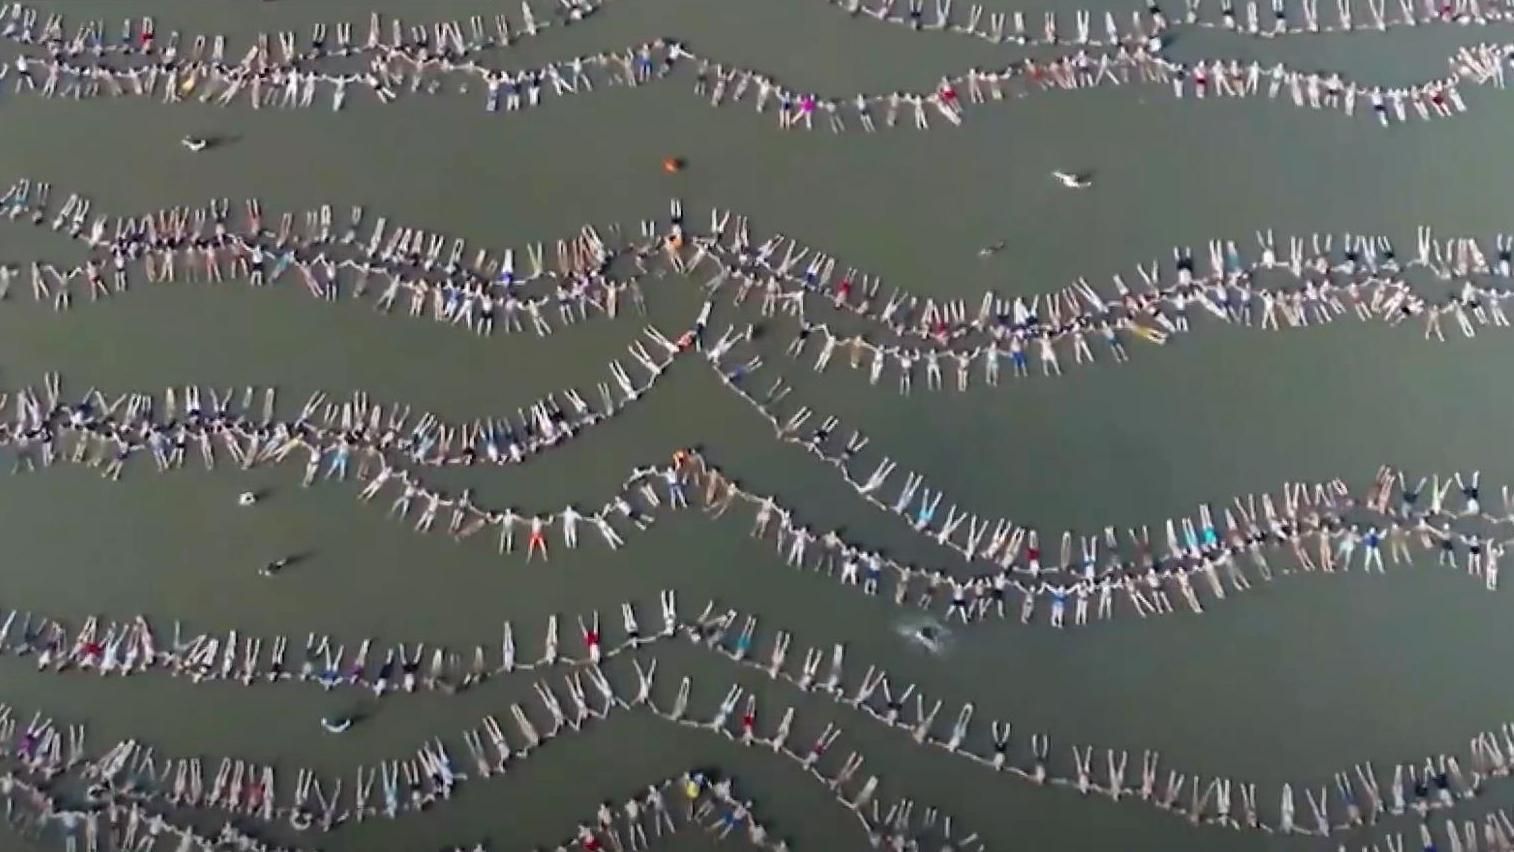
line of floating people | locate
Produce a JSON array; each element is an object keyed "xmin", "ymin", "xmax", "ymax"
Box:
[
  {"xmin": 0, "ymin": 5, "xmax": 1501, "ymax": 841},
  {"xmin": 12, "ymin": 0, "xmax": 1501, "ymax": 65},
  {"xmin": 3, "ymin": 739, "xmax": 823, "ymax": 851},
  {"xmin": 2, "ymin": 360, "xmax": 1508, "ymax": 627},
  {"xmin": 0, "ymin": 655, "xmax": 987, "ymax": 852},
  {"xmin": 2, "ymin": 292, "xmax": 1493, "ymax": 842},
  {"xmin": 4, "ymin": 183, "xmax": 1514, "ymax": 399},
  {"xmin": 837, "ymin": 0, "xmax": 1514, "ymax": 42},
  {"xmin": 7, "ymin": 0, "xmax": 1505, "ymax": 61},
  {"xmin": 0, "ymin": 179, "xmax": 658, "ymax": 336},
  {"xmin": 0, "ymin": 362, "xmax": 1509, "ymax": 845},
  {"xmin": 0, "ymin": 181, "xmax": 1510, "ymax": 622},
  {"xmin": 0, "ymin": 291, "xmax": 1501, "ymax": 841},
  {"xmin": 0, "ymin": 0, "xmax": 1506, "ymax": 129},
  {"xmin": 4, "ymin": 587, "xmax": 1514, "ymax": 847},
  {"xmin": 4, "ymin": 763, "xmax": 801, "ymax": 852}
]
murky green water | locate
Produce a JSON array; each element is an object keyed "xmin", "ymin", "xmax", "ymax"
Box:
[{"xmin": 2, "ymin": 0, "xmax": 1514, "ymax": 849}]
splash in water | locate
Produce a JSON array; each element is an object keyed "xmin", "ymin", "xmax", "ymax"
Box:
[{"xmin": 894, "ymin": 615, "xmax": 952, "ymax": 657}]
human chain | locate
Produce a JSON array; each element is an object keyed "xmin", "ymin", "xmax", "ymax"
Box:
[
  {"xmin": 0, "ymin": 368, "xmax": 1507, "ymax": 629},
  {"xmin": 834, "ymin": 0, "xmax": 1514, "ymax": 43},
  {"xmin": 715, "ymin": 330, "xmax": 1514, "ymax": 590},
  {"xmin": 0, "ymin": 179, "xmax": 657, "ymax": 336},
  {"xmin": 0, "ymin": 683, "xmax": 985, "ymax": 851},
  {"xmin": 0, "ymin": 344, "xmax": 1506, "ymax": 844},
  {"xmin": 8, "ymin": 0, "xmax": 1511, "ymax": 64},
  {"xmin": 7, "ymin": 185, "xmax": 1514, "ymax": 397},
  {"xmin": 704, "ymin": 214, "xmax": 1514, "ymax": 380},
  {"xmin": 3, "ymin": 598, "xmax": 1514, "ymax": 844},
  {"xmin": 0, "ymin": 3, "xmax": 1505, "ymax": 128},
  {"xmin": 0, "ymin": 180, "xmax": 1509, "ymax": 610}
]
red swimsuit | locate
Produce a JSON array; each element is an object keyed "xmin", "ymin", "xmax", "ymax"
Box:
[{"xmin": 834, "ymin": 277, "xmax": 852, "ymax": 306}]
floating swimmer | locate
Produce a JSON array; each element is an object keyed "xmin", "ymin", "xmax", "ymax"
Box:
[
  {"xmin": 894, "ymin": 616, "xmax": 952, "ymax": 656},
  {"xmin": 1052, "ymin": 170, "xmax": 1093, "ymax": 189},
  {"xmin": 259, "ymin": 558, "xmax": 291, "ymax": 578},
  {"xmin": 978, "ymin": 240, "xmax": 1006, "ymax": 257}
]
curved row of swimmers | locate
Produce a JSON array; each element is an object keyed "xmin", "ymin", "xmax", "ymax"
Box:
[
  {"xmin": 3, "ymin": 366, "xmax": 1509, "ymax": 627},
  {"xmin": 466, "ymin": 770, "xmax": 782, "ymax": 852},
  {"xmin": 0, "ymin": 192, "xmax": 1508, "ymax": 615},
  {"xmin": 0, "ymin": 676, "xmax": 985, "ymax": 851},
  {"xmin": 0, "ymin": 355, "xmax": 673, "ymax": 479},
  {"xmin": 701, "ymin": 312, "xmax": 1514, "ymax": 609},
  {"xmin": 713, "ymin": 334, "xmax": 1514, "ymax": 588},
  {"xmin": 0, "ymin": 2, "xmax": 1501, "ymax": 130},
  {"xmin": 703, "ymin": 215, "xmax": 1514, "ymax": 371},
  {"xmin": 9, "ymin": 184, "xmax": 1514, "ymax": 415},
  {"xmin": 5, "ymin": 614, "xmax": 1514, "ymax": 845},
  {"xmin": 839, "ymin": 0, "xmax": 1513, "ymax": 43},
  {"xmin": 5, "ymin": 0, "xmax": 1506, "ymax": 75},
  {"xmin": 0, "ymin": 4, "xmax": 1130, "ymax": 129},
  {"xmin": 0, "ymin": 593, "xmax": 717, "ymax": 690},
  {"xmin": 0, "ymin": 178, "xmax": 1487, "ymax": 370},
  {"xmin": 11, "ymin": 183, "xmax": 1514, "ymax": 391},
  {"xmin": 4, "ymin": 765, "xmax": 793, "ymax": 852},
  {"xmin": 1, "ymin": 748, "xmax": 782, "ymax": 852},
  {"xmin": 0, "ymin": 179, "xmax": 660, "ymax": 337},
  {"xmin": 0, "ymin": 767, "xmax": 305, "ymax": 852}
]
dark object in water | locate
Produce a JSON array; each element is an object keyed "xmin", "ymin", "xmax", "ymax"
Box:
[{"xmin": 894, "ymin": 616, "xmax": 952, "ymax": 656}]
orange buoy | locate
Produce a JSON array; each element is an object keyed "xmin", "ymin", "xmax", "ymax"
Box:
[{"xmin": 662, "ymin": 156, "xmax": 684, "ymax": 174}]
